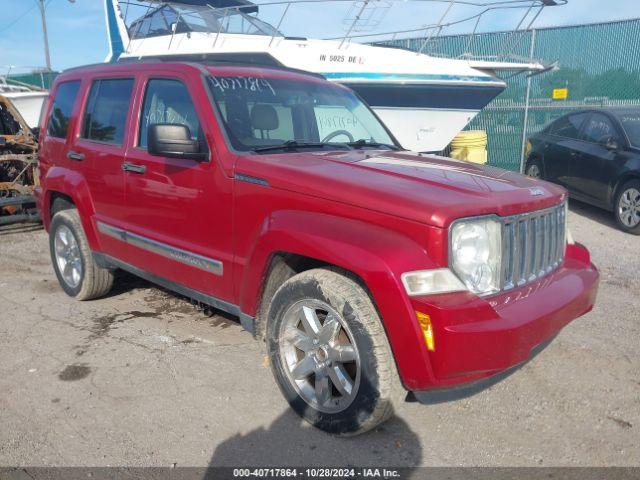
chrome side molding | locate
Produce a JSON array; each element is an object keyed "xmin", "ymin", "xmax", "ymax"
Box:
[{"xmin": 97, "ymin": 221, "xmax": 223, "ymax": 276}]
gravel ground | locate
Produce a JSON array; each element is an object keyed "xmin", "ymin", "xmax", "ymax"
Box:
[{"xmin": 0, "ymin": 199, "xmax": 638, "ymax": 467}]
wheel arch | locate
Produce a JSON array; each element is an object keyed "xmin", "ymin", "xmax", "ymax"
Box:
[
  {"xmin": 50, "ymin": 192, "xmax": 75, "ymax": 216},
  {"xmin": 41, "ymin": 166, "xmax": 99, "ymax": 249},
  {"xmin": 611, "ymin": 172, "xmax": 640, "ymax": 207},
  {"xmin": 252, "ymin": 252, "xmax": 372, "ymax": 340},
  {"xmin": 239, "ymin": 210, "xmax": 439, "ymax": 390}
]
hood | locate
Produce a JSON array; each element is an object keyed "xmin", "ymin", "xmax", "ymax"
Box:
[{"xmin": 239, "ymin": 150, "xmax": 567, "ymax": 228}]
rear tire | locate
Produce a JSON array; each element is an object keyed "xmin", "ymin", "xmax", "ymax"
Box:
[
  {"xmin": 266, "ymin": 268, "xmax": 402, "ymax": 436},
  {"xmin": 49, "ymin": 209, "xmax": 114, "ymax": 300},
  {"xmin": 614, "ymin": 179, "xmax": 640, "ymax": 235}
]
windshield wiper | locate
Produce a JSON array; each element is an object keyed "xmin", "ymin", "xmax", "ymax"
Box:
[
  {"xmin": 347, "ymin": 139, "xmax": 402, "ymax": 151},
  {"xmin": 253, "ymin": 140, "xmax": 350, "ymax": 153}
]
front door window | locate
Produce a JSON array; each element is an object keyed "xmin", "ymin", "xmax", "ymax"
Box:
[{"xmin": 139, "ymin": 78, "xmax": 205, "ymax": 152}]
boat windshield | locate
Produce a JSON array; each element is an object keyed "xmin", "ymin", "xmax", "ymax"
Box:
[
  {"xmin": 207, "ymin": 74, "xmax": 396, "ymax": 152},
  {"xmin": 617, "ymin": 112, "xmax": 640, "ymax": 148},
  {"xmin": 129, "ymin": 3, "xmax": 282, "ymax": 40}
]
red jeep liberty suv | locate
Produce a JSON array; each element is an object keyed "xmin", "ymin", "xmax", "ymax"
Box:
[{"xmin": 36, "ymin": 60, "xmax": 599, "ymax": 435}]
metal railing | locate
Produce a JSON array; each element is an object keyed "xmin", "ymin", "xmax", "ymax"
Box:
[{"xmin": 117, "ymin": 0, "xmax": 564, "ymax": 62}]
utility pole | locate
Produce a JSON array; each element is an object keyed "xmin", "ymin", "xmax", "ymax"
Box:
[
  {"xmin": 36, "ymin": 0, "xmax": 75, "ymax": 72},
  {"xmin": 36, "ymin": 0, "xmax": 51, "ymax": 72},
  {"xmin": 519, "ymin": 28, "xmax": 536, "ymax": 174}
]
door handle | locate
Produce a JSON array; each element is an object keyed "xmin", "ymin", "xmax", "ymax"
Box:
[
  {"xmin": 67, "ymin": 151, "xmax": 85, "ymax": 161},
  {"xmin": 121, "ymin": 162, "xmax": 146, "ymax": 174}
]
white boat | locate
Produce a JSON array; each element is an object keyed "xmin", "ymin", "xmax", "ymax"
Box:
[
  {"xmin": 105, "ymin": 0, "xmax": 561, "ymax": 152},
  {"xmin": 0, "ymin": 91, "xmax": 48, "ymax": 129},
  {"xmin": 0, "ymin": 79, "xmax": 48, "ymax": 129}
]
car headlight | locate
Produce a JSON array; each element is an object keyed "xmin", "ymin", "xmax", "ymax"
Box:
[{"xmin": 450, "ymin": 218, "xmax": 502, "ymax": 295}]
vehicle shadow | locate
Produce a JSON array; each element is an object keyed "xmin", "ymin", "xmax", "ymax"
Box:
[
  {"xmin": 205, "ymin": 398, "xmax": 423, "ymax": 474},
  {"xmin": 102, "ymin": 269, "xmax": 241, "ymax": 325},
  {"xmin": 568, "ymin": 198, "xmax": 618, "ymax": 230},
  {"xmin": 101, "ymin": 268, "xmax": 152, "ymax": 298}
]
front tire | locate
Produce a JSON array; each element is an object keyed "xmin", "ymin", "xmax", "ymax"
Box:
[
  {"xmin": 614, "ymin": 179, "xmax": 640, "ymax": 234},
  {"xmin": 49, "ymin": 209, "xmax": 114, "ymax": 300},
  {"xmin": 525, "ymin": 158, "xmax": 543, "ymax": 179},
  {"xmin": 266, "ymin": 268, "xmax": 402, "ymax": 436}
]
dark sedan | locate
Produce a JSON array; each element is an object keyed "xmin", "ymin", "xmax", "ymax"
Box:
[{"xmin": 525, "ymin": 108, "xmax": 640, "ymax": 234}]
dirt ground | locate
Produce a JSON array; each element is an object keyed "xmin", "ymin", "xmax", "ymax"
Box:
[{"xmin": 0, "ymin": 199, "xmax": 638, "ymax": 467}]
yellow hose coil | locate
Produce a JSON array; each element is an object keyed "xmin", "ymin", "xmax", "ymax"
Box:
[{"xmin": 449, "ymin": 130, "xmax": 488, "ymax": 164}]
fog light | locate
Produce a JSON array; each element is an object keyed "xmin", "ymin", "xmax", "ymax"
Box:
[{"xmin": 416, "ymin": 311, "xmax": 435, "ymax": 352}]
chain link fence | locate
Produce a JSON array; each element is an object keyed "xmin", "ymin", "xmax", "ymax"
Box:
[
  {"xmin": 384, "ymin": 17, "xmax": 640, "ymax": 171},
  {"xmin": 3, "ymin": 71, "xmax": 57, "ymax": 90}
]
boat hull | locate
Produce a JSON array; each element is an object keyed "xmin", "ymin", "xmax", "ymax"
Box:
[
  {"xmin": 1, "ymin": 92, "xmax": 49, "ymax": 129},
  {"xmin": 371, "ymin": 107, "xmax": 478, "ymax": 153},
  {"xmin": 342, "ymin": 81, "xmax": 504, "ymax": 152},
  {"xmin": 109, "ymin": 0, "xmax": 508, "ymax": 153}
]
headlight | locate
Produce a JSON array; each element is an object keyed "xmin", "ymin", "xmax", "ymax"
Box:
[{"xmin": 450, "ymin": 218, "xmax": 502, "ymax": 295}]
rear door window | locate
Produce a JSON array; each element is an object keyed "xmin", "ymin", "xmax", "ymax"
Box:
[
  {"xmin": 618, "ymin": 113, "xmax": 640, "ymax": 148},
  {"xmin": 46, "ymin": 81, "xmax": 81, "ymax": 138},
  {"xmin": 81, "ymin": 78, "xmax": 134, "ymax": 146},
  {"xmin": 581, "ymin": 114, "xmax": 618, "ymax": 144},
  {"xmin": 551, "ymin": 113, "xmax": 589, "ymax": 139},
  {"xmin": 138, "ymin": 78, "xmax": 203, "ymax": 150}
]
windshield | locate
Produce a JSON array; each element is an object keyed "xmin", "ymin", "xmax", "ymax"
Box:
[
  {"xmin": 207, "ymin": 75, "xmax": 396, "ymax": 152},
  {"xmin": 618, "ymin": 112, "xmax": 640, "ymax": 147},
  {"xmin": 129, "ymin": 4, "xmax": 282, "ymax": 40}
]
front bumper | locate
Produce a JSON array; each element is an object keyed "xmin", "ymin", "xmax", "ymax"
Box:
[
  {"xmin": 406, "ymin": 242, "xmax": 599, "ymax": 391},
  {"xmin": 411, "ymin": 335, "xmax": 555, "ymax": 404}
]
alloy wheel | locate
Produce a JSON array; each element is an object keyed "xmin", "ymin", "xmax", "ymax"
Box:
[
  {"xmin": 526, "ymin": 163, "xmax": 541, "ymax": 179},
  {"xmin": 54, "ymin": 224, "xmax": 83, "ymax": 288},
  {"xmin": 279, "ymin": 299, "xmax": 361, "ymax": 414},
  {"xmin": 618, "ymin": 187, "xmax": 640, "ymax": 228}
]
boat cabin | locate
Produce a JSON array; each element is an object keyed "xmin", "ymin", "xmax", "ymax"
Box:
[{"xmin": 128, "ymin": 0, "xmax": 281, "ymax": 40}]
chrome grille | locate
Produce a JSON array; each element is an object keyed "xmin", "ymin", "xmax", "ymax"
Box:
[{"xmin": 502, "ymin": 202, "xmax": 566, "ymax": 291}]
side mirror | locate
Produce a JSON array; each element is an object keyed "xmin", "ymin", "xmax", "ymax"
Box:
[
  {"xmin": 604, "ymin": 136, "xmax": 619, "ymax": 151},
  {"xmin": 148, "ymin": 124, "xmax": 207, "ymax": 161}
]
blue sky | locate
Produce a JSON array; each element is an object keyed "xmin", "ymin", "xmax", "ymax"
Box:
[{"xmin": 1, "ymin": 0, "xmax": 639, "ymax": 73}]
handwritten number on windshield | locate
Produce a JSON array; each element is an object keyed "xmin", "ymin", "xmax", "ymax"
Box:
[{"xmin": 210, "ymin": 76, "xmax": 276, "ymax": 95}]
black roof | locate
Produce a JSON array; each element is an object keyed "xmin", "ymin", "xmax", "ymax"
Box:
[
  {"xmin": 601, "ymin": 107, "xmax": 640, "ymax": 116},
  {"xmin": 556, "ymin": 107, "xmax": 640, "ymax": 118}
]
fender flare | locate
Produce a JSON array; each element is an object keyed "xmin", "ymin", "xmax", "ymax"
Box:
[
  {"xmin": 41, "ymin": 166, "xmax": 100, "ymax": 249},
  {"xmin": 239, "ymin": 209, "xmax": 439, "ymax": 389}
]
